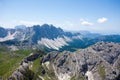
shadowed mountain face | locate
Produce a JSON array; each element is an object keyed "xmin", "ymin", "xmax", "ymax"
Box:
[
  {"xmin": 0, "ymin": 27, "xmax": 7, "ymax": 37},
  {"xmin": 32, "ymin": 24, "xmax": 65, "ymax": 43},
  {"xmin": 41, "ymin": 42, "xmax": 120, "ymax": 80}
]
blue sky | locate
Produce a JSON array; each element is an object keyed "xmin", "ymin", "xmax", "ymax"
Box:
[{"xmin": 0, "ymin": 0, "xmax": 120, "ymax": 34}]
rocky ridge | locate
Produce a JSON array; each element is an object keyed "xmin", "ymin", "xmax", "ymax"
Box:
[
  {"xmin": 41, "ymin": 42, "xmax": 120, "ymax": 80},
  {"xmin": 8, "ymin": 53, "xmax": 40, "ymax": 80},
  {"xmin": 6, "ymin": 42, "xmax": 120, "ymax": 80}
]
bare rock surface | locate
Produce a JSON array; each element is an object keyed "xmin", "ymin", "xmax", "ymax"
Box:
[{"xmin": 42, "ymin": 42, "xmax": 120, "ymax": 80}]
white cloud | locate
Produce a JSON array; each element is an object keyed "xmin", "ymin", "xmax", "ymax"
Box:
[
  {"xmin": 80, "ymin": 19, "xmax": 93, "ymax": 26},
  {"xmin": 97, "ymin": 17, "xmax": 108, "ymax": 23}
]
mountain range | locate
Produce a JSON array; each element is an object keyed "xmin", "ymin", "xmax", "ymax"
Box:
[
  {"xmin": 0, "ymin": 24, "xmax": 120, "ymax": 80},
  {"xmin": 0, "ymin": 24, "xmax": 120, "ymax": 52}
]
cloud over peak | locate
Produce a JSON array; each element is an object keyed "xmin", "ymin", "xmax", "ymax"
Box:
[{"xmin": 97, "ymin": 17, "xmax": 108, "ymax": 23}]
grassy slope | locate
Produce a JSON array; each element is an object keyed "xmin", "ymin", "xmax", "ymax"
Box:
[
  {"xmin": 0, "ymin": 46, "xmax": 56, "ymax": 80},
  {"xmin": 31, "ymin": 58, "xmax": 57, "ymax": 80},
  {"xmin": 0, "ymin": 48, "xmax": 32, "ymax": 80}
]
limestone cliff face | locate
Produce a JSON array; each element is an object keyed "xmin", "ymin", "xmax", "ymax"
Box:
[{"xmin": 41, "ymin": 42, "xmax": 120, "ymax": 80}]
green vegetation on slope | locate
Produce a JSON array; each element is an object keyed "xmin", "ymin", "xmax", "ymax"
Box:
[
  {"xmin": 0, "ymin": 53, "xmax": 22, "ymax": 79},
  {"xmin": 15, "ymin": 49, "xmax": 33, "ymax": 56},
  {"xmin": 0, "ymin": 47, "xmax": 32, "ymax": 80},
  {"xmin": 29, "ymin": 50, "xmax": 48, "ymax": 80},
  {"xmin": 70, "ymin": 74, "xmax": 85, "ymax": 80},
  {"xmin": 32, "ymin": 61, "xmax": 57, "ymax": 80},
  {"xmin": 70, "ymin": 75, "xmax": 76, "ymax": 80},
  {"xmin": 42, "ymin": 63, "xmax": 56, "ymax": 80},
  {"xmin": 31, "ymin": 58, "xmax": 40, "ymax": 80},
  {"xmin": 98, "ymin": 65, "xmax": 106, "ymax": 80}
]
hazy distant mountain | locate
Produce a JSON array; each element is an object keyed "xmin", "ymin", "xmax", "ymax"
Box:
[
  {"xmin": 0, "ymin": 24, "xmax": 82, "ymax": 50},
  {"xmin": 0, "ymin": 24, "xmax": 120, "ymax": 51},
  {"xmin": 79, "ymin": 30, "xmax": 101, "ymax": 38},
  {"xmin": 15, "ymin": 25, "xmax": 27, "ymax": 30}
]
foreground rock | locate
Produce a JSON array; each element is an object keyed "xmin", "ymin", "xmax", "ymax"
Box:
[
  {"xmin": 41, "ymin": 42, "xmax": 120, "ymax": 80},
  {"xmin": 7, "ymin": 42, "xmax": 120, "ymax": 80},
  {"xmin": 8, "ymin": 53, "xmax": 40, "ymax": 80}
]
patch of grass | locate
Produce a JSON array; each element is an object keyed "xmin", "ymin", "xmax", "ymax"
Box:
[
  {"xmin": 15, "ymin": 49, "xmax": 32, "ymax": 56},
  {"xmin": 36, "ymin": 61, "xmax": 57, "ymax": 80},
  {"xmin": 0, "ymin": 46, "xmax": 8, "ymax": 52},
  {"xmin": 44, "ymin": 76, "xmax": 51, "ymax": 80},
  {"xmin": 0, "ymin": 49, "xmax": 33, "ymax": 80},
  {"xmin": 23, "ymin": 69, "xmax": 34, "ymax": 80},
  {"xmin": 98, "ymin": 65, "xmax": 106, "ymax": 80},
  {"xmin": 71, "ymin": 74, "xmax": 85, "ymax": 80},
  {"xmin": 0, "ymin": 53, "xmax": 22, "ymax": 79},
  {"xmin": 32, "ymin": 58, "xmax": 40, "ymax": 73},
  {"xmin": 31, "ymin": 58, "xmax": 41, "ymax": 80},
  {"xmin": 80, "ymin": 76, "xmax": 85, "ymax": 80},
  {"xmin": 71, "ymin": 75, "xmax": 76, "ymax": 80}
]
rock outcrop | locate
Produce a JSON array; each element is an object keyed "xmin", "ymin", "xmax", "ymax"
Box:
[
  {"xmin": 8, "ymin": 62, "xmax": 34, "ymax": 80},
  {"xmin": 8, "ymin": 53, "xmax": 40, "ymax": 80},
  {"xmin": 41, "ymin": 42, "xmax": 120, "ymax": 80}
]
